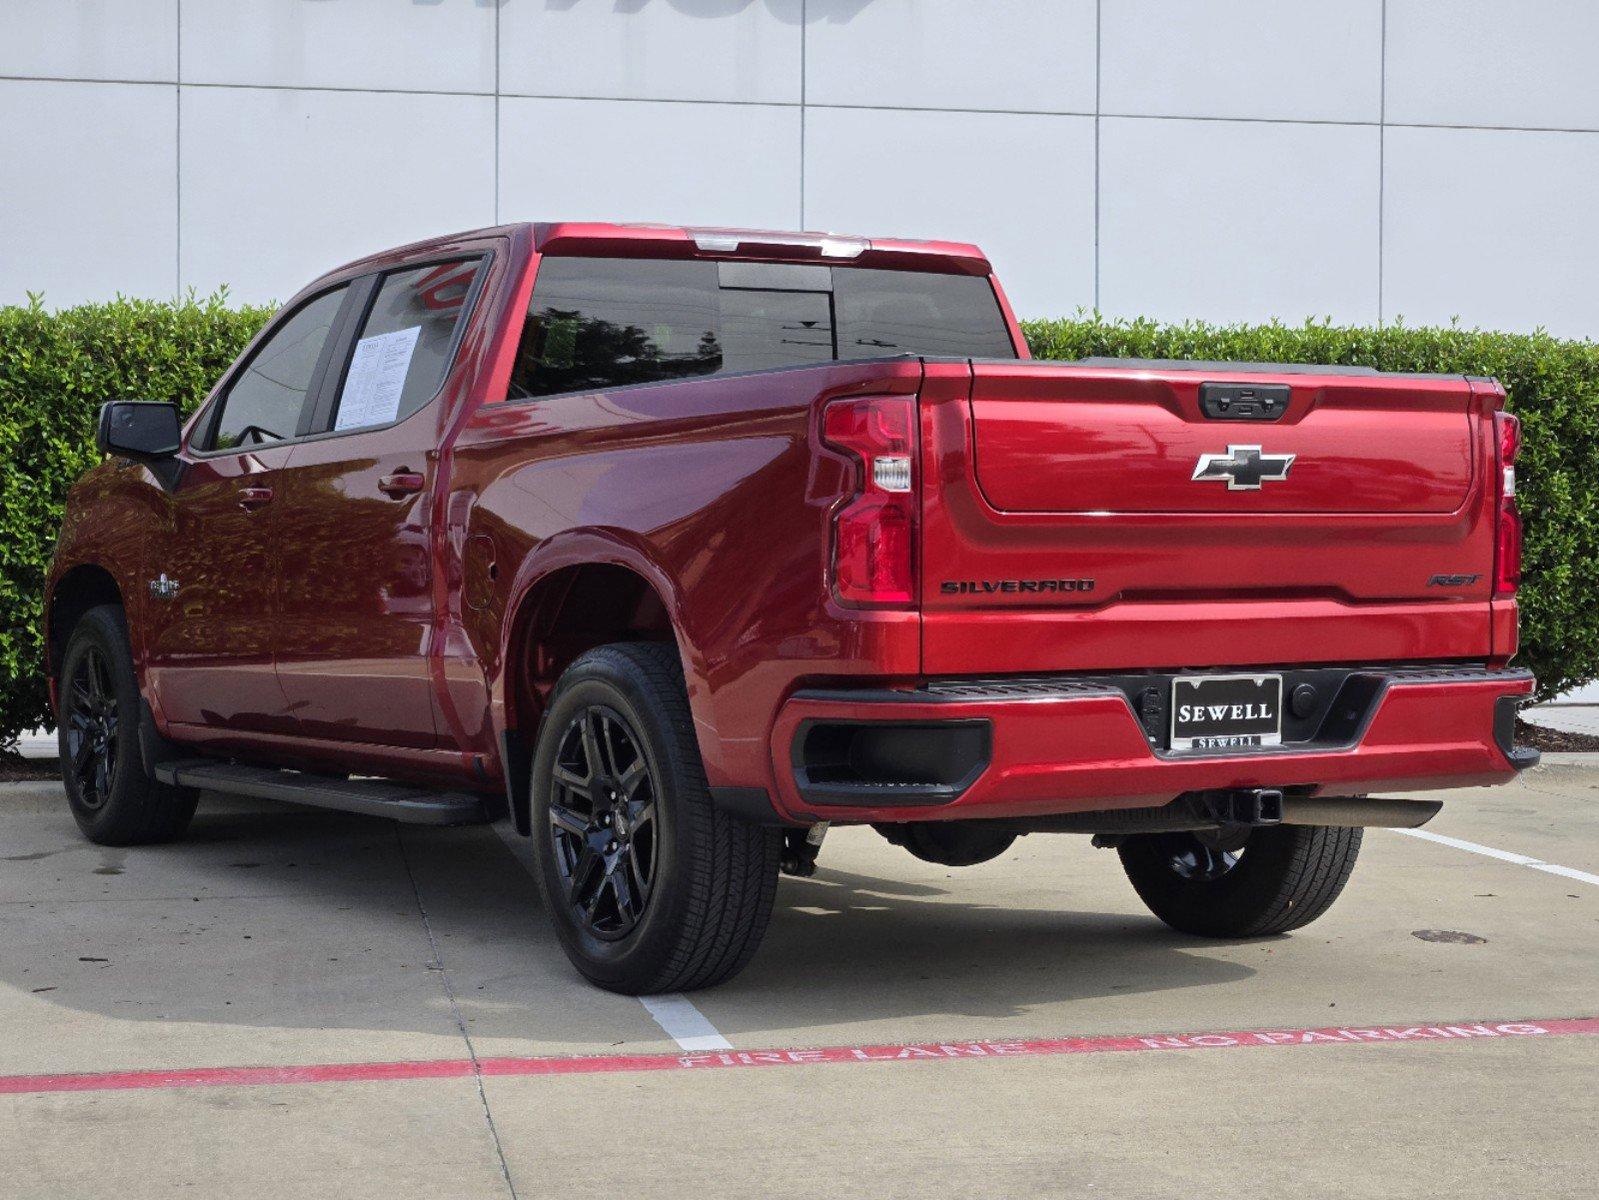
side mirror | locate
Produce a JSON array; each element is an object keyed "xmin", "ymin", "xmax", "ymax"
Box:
[{"xmin": 96, "ymin": 401, "xmax": 182, "ymax": 460}]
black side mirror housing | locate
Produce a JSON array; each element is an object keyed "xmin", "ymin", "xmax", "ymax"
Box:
[{"xmin": 97, "ymin": 401, "xmax": 182, "ymax": 460}]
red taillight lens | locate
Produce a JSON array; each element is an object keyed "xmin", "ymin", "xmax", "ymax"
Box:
[
  {"xmin": 1494, "ymin": 411, "xmax": 1522, "ymax": 597},
  {"xmin": 821, "ymin": 396, "xmax": 917, "ymax": 607}
]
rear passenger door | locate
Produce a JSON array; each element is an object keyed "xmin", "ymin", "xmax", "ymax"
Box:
[{"xmin": 272, "ymin": 257, "xmax": 487, "ymax": 750}]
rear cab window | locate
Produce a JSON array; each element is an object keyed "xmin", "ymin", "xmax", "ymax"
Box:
[{"xmin": 508, "ymin": 258, "xmax": 1015, "ymax": 399}]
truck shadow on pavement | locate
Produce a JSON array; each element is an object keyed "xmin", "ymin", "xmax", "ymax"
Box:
[
  {"xmin": 717, "ymin": 863, "xmax": 1260, "ymax": 1024},
  {"xmin": 0, "ymin": 789, "xmax": 1257, "ymax": 1045}
]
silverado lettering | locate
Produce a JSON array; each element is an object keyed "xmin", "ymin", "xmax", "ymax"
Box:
[
  {"xmin": 45, "ymin": 222, "xmax": 1536, "ymax": 995},
  {"xmin": 940, "ymin": 579, "xmax": 1095, "ymax": 594}
]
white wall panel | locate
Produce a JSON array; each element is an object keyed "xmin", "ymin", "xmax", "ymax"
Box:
[
  {"xmin": 804, "ymin": 108, "xmax": 1094, "ymax": 318},
  {"xmin": 1384, "ymin": 126, "xmax": 1599, "ymax": 338},
  {"xmin": 499, "ymin": 98, "xmax": 801, "ymax": 230},
  {"xmin": 805, "ymin": 0, "xmax": 1096, "ymax": 113},
  {"xmin": 499, "ymin": 0, "xmax": 801, "ymax": 104},
  {"xmin": 0, "ymin": 81, "xmax": 176, "ymax": 307},
  {"xmin": 1099, "ymin": 117, "xmax": 1379, "ymax": 325},
  {"xmin": 1387, "ymin": 1, "xmax": 1599, "ymax": 130},
  {"xmin": 8, "ymin": 2, "xmax": 1599, "ymax": 336},
  {"xmin": 0, "ymin": 0, "xmax": 176, "ymax": 82},
  {"xmin": 181, "ymin": 0, "xmax": 494, "ymax": 94},
  {"xmin": 180, "ymin": 88, "xmax": 495, "ymax": 304},
  {"xmin": 1102, "ymin": 0, "xmax": 1381, "ymax": 123}
]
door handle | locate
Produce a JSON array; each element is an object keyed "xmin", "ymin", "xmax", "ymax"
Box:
[
  {"xmin": 378, "ymin": 470, "xmax": 426, "ymax": 498},
  {"xmin": 238, "ymin": 485, "xmax": 274, "ymax": 510}
]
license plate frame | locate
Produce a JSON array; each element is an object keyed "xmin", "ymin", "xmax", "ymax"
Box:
[{"xmin": 1169, "ymin": 673, "xmax": 1284, "ymax": 752}]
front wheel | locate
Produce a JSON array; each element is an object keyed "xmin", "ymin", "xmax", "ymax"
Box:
[
  {"xmin": 528, "ymin": 642, "xmax": 781, "ymax": 994},
  {"xmin": 1118, "ymin": 824, "xmax": 1362, "ymax": 937},
  {"xmin": 58, "ymin": 605, "xmax": 199, "ymax": 846}
]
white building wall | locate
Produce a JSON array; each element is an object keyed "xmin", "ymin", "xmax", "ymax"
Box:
[{"xmin": 3, "ymin": 1, "xmax": 1599, "ymax": 335}]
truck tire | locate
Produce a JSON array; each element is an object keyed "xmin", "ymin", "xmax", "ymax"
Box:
[
  {"xmin": 529, "ymin": 642, "xmax": 781, "ymax": 994},
  {"xmin": 1117, "ymin": 824, "xmax": 1362, "ymax": 937},
  {"xmin": 58, "ymin": 604, "xmax": 199, "ymax": 846}
]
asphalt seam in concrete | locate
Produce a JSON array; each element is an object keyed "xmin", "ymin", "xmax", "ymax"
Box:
[
  {"xmin": 396, "ymin": 826, "xmax": 520, "ymax": 1200},
  {"xmin": 1, "ymin": 1017, "xmax": 1592, "ymax": 1097},
  {"xmin": 1394, "ymin": 827, "xmax": 1599, "ymax": 886}
]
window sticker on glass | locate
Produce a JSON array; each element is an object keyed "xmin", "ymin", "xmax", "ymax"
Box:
[{"xmin": 335, "ymin": 325, "xmax": 421, "ymax": 431}]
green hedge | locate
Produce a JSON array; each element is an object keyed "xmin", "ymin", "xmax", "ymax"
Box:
[
  {"xmin": 1, "ymin": 300, "xmax": 1595, "ymax": 746},
  {"xmin": 0, "ymin": 295, "xmax": 273, "ymax": 746}
]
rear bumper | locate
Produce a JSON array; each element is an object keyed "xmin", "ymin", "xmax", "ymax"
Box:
[{"xmin": 765, "ymin": 666, "xmax": 1537, "ymax": 824}]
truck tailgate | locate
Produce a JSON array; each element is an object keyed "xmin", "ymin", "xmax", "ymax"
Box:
[
  {"xmin": 918, "ymin": 360, "xmax": 1501, "ymax": 675},
  {"xmin": 971, "ymin": 365, "xmax": 1473, "ymax": 514}
]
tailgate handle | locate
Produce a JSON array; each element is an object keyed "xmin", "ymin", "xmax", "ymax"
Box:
[{"xmin": 1200, "ymin": 382, "xmax": 1290, "ymax": 421}]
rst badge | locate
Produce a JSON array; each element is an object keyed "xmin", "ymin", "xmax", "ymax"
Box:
[
  {"xmin": 148, "ymin": 573, "xmax": 179, "ymax": 601},
  {"xmin": 1192, "ymin": 445, "xmax": 1295, "ymax": 490}
]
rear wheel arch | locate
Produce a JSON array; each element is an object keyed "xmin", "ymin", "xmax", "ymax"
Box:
[{"xmin": 501, "ymin": 551, "xmax": 701, "ymax": 830}]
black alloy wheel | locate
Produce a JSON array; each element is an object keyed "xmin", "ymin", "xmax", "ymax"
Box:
[
  {"xmin": 1153, "ymin": 830, "xmax": 1245, "ymax": 882},
  {"xmin": 548, "ymin": 705, "xmax": 660, "ymax": 940},
  {"xmin": 63, "ymin": 644, "xmax": 120, "ymax": 810},
  {"xmin": 57, "ymin": 604, "xmax": 199, "ymax": 845},
  {"xmin": 528, "ymin": 642, "xmax": 781, "ymax": 994},
  {"xmin": 1119, "ymin": 822, "xmax": 1364, "ymax": 937}
]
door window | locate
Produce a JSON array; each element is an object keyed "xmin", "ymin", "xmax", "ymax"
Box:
[
  {"xmin": 205, "ymin": 286, "xmax": 348, "ymax": 451},
  {"xmin": 329, "ymin": 260, "xmax": 482, "ymax": 432}
]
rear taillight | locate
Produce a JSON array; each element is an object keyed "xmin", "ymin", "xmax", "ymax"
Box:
[
  {"xmin": 1494, "ymin": 411, "xmax": 1522, "ymax": 597},
  {"xmin": 821, "ymin": 396, "xmax": 917, "ymax": 607}
]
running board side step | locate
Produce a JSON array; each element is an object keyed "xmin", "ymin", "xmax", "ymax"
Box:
[{"xmin": 154, "ymin": 760, "xmax": 491, "ymax": 826}]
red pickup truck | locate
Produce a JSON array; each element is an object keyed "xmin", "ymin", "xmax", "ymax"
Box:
[{"xmin": 46, "ymin": 222, "xmax": 1536, "ymax": 993}]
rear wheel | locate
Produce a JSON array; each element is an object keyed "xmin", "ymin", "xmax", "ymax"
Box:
[
  {"xmin": 1118, "ymin": 824, "xmax": 1362, "ymax": 937},
  {"xmin": 58, "ymin": 605, "xmax": 198, "ymax": 845},
  {"xmin": 529, "ymin": 642, "xmax": 781, "ymax": 994}
]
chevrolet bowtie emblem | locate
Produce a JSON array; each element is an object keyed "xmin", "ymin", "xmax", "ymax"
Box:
[{"xmin": 1192, "ymin": 445, "xmax": 1296, "ymax": 490}]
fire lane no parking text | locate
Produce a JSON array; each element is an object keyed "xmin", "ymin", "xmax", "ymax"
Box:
[{"xmin": 0, "ymin": 1018, "xmax": 1593, "ymax": 1097}]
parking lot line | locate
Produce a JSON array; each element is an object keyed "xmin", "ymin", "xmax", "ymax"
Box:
[
  {"xmin": 639, "ymin": 994, "xmax": 734, "ymax": 1051},
  {"xmin": 1393, "ymin": 828, "xmax": 1599, "ymax": 886},
  {"xmin": 0, "ymin": 1017, "xmax": 1591, "ymax": 1098}
]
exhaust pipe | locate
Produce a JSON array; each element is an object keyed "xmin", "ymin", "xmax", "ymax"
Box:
[
  {"xmin": 997, "ymin": 791, "xmax": 1443, "ymax": 837},
  {"xmin": 1280, "ymin": 796, "xmax": 1441, "ymax": 828}
]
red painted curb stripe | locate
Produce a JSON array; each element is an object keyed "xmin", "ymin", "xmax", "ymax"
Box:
[{"xmin": 3, "ymin": 1017, "xmax": 1595, "ymax": 1097}]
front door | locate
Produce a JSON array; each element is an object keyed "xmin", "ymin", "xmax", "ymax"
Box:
[
  {"xmin": 272, "ymin": 257, "xmax": 485, "ymax": 750},
  {"xmin": 143, "ymin": 284, "xmax": 352, "ymax": 734}
]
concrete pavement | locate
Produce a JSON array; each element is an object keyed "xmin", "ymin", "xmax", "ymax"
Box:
[
  {"xmin": 0, "ymin": 764, "xmax": 1595, "ymax": 1198},
  {"xmin": 1525, "ymin": 704, "xmax": 1599, "ymax": 738}
]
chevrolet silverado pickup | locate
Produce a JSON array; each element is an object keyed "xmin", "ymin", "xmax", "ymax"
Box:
[{"xmin": 46, "ymin": 222, "xmax": 1537, "ymax": 993}]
